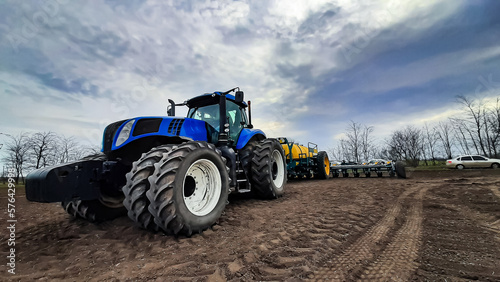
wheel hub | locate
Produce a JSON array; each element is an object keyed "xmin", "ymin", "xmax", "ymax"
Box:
[
  {"xmin": 271, "ymin": 149, "xmax": 285, "ymax": 188},
  {"xmin": 183, "ymin": 159, "xmax": 221, "ymax": 216}
]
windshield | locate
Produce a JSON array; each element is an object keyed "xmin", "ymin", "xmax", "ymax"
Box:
[
  {"xmin": 187, "ymin": 104, "xmax": 220, "ymax": 130},
  {"xmin": 187, "ymin": 101, "xmax": 247, "ymax": 141}
]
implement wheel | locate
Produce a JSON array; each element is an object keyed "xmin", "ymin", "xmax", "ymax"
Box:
[
  {"xmin": 316, "ymin": 151, "xmax": 330, "ymax": 179},
  {"xmin": 123, "ymin": 145, "xmax": 172, "ymax": 230},
  {"xmin": 251, "ymin": 139, "xmax": 287, "ymax": 199},
  {"xmin": 147, "ymin": 141, "xmax": 229, "ymax": 236},
  {"xmin": 395, "ymin": 161, "xmax": 407, "ymax": 178}
]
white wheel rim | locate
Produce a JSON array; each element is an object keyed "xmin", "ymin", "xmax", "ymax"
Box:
[
  {"xmin": 183, "ymin": 159, "xmax": 222, "ymax": 216},
  {"xmin": 271, "ymin": 149, "xmax": 285, "ymax": 188}
]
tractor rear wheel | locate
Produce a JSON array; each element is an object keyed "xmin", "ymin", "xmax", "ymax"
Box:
[
  {"xmin": 239, "ymin": 140, "xmax": 258, "ymax": 174},
  {"xmin": 147, "ymin": 141, "xmax": 229, "ymax": 236},
  {"xmin": 316, "ymin": 151, "xmax": 330, "ymax": 179},
  {"xmin": 250, "ymin": 139, "xmax": 287, "ymax": 199},
  {"xmin": 123, "ymin": 145, "xmax": 173, "ymax": 230}
]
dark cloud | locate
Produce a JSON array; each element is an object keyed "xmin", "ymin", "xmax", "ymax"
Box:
[
  {"xmin": 25, "ymin": 71, "xmax": 99, "ymax": 95},
  {"xmin": 66, "ymin": 25, "xmax": 131, "ymax": 62},
  {"xmin": 298, "ymin": 6, "xmax": 340, "ymax": 37}
]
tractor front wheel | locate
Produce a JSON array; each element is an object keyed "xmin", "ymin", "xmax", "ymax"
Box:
[
  {"xmin": 395, "ymin": 161, "xmax": 407, "ymax": 178},
  {"xmin": 250, "ymin": 139, "xmax": 287, "ymax": 199},
  {"xmin": 147, "ymin": 141, "xmax": 229, "ymax": 236}
]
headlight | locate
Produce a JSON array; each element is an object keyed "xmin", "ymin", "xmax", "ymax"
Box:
[{"xmin": 115, "ymin": 120, "xmax": 135, "ymax": 147}]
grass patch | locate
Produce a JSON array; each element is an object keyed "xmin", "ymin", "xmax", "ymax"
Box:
[
  {"xmin": 0, "ymin": 182, "xmax": 25, "ymax": 190},
  {"xmin": 408, "ymin": 165, "xmax": 449, "ymax": 171}
]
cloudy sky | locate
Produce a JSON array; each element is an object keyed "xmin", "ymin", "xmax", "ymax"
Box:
[{"xmin": 1, "ymin": 0, "xmax": 500, "ymax": 155}]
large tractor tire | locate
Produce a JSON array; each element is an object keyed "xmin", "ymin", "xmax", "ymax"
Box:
[
  {"xmin": 239, "ymin": 140, "xmax": 258, "ymax": 175},
  {"xmin": 123, "ymin": 145, "xmax": 173, "ymax": 230},
  {"xmin": 316, "ymin": 151, "xmax": 330, "ymax": 179},
  {"xmin": 147, "ymin": 141, "xmax": 229, "ymax": 236},
  {"xmin": 250, "ymin": 139, "xmax": 287, "ymax": 199},
  {"xmin": 62, "ymin": 199, "xmax": 126, "ymax": 222},
  {"xmin": 61, "ymin": 153, "xmax": 126, "ymax": 222},
  {"xmin": 395, "ymin": 161, "xmax": 406, "ymax": 178}
]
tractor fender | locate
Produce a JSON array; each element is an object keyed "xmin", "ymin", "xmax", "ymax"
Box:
[{"xmin": 236, "ymin": 128, "xmax": 266, "ymax": 149}]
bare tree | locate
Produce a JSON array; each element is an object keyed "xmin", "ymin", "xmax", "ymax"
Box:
[
  {"xmin": 360, "ymin": 125, "xmax": 374, "ymax": 161},
  {"xmin": 422, "ymin": 123, "xmax": 438, "ymax": 165},
  {"xmin": 436, "ymin": 121, "xmax": 454, "ymax": 159},
  {"xmin": 486, "ymin": 97, "xmax": 500, "ymax": 157},
  {"xmin": 2, "ymin": 133, "xmax": 30, "ymax": 183},
  {"xmin": 343, "ymin": 121, "xmax": 374, "ymax": 163},
  {"xmin": 54, "ymin": 135, "xmax": 82, "ymax": 163},
  {"xmin": 456, "ymin": 95, "xmax": 488, "ymax": 156},
  {"xmin": 28, "ymin": 132, "xmax": 58, "ymax": 169},
  {"xmin": 387, "ymin": 126, "xmax": 423, "ymax": 167}
]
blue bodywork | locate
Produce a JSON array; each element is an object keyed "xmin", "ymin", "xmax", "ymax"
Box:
[
  {"xmin": 108, "ymin": 117, "xmax": 265, "ymax": 150},
  {"xmin": 105, "ymin": 92, "xmax": 265, "ymax": 151},
  {"xmin": 109, "ymin": 117, "xmax": 208, "ymax": 150}
]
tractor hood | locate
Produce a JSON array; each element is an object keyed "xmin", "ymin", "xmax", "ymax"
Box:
[{"xmin": 102, "ymin": 117, "xmax": 212, "ymax": 153}]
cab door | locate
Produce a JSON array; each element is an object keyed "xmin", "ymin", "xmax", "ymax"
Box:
[{"xmin": 226, "ymin": 101, "xmax": 244, "ymax": 143}]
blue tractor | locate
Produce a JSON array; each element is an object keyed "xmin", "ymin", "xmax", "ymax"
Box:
[{"xmin": 25, "ymin": 88, "xmax": 287, "ymax": 236}]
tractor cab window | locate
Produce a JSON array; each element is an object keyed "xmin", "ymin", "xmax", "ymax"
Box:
[
  {"xmin": 187, "ymin": 104, "xmax": 220, "ymax": 130},
  {"xmin": 187, "ymin": 101, "xmax": 247, "ymax": 142}
]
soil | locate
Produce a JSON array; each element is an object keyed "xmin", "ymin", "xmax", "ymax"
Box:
[{"xmin": 1, "ymin": 169, "xmax": 500, "ymax": 281}]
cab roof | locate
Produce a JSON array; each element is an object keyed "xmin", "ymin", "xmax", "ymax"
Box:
[{"xmin": 186, "ymin": 92, "xmax": 247, "ymax": 108}]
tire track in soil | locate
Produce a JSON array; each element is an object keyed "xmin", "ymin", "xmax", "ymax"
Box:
[
  {"xmin": 231, "ymin": 180, "xmax": 392, "ymax": 281},
  {"xmin": 358, "ymin": 187, "xmax": 427, "ymax": 281},
  {"xmin": 486, "ymin": 184, "xmax": 500, "ymax": 233},
  {"xmin": 414, "ymin": 181, "xmax": 500, "ymax": 281},
  {"xmin": 310, "ymin": 185, "xmax": 421, "ymax": 281}
]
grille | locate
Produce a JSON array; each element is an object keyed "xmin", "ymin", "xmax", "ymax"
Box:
[
  {"xmin": 132, "ymin": 118, "xmax": 162, "ymax": 136},
  {"xmin": 167, "ymin": 119, "xmax": 184, "ymax": 136},
  {"xmin": 103, "ymin": 120, "xmax": 127, "ymax": 152}
]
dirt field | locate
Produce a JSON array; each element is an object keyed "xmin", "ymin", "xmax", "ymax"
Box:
[{"xmin": 1, "ymin": 169, "xmax": 500, "ymax": 281}]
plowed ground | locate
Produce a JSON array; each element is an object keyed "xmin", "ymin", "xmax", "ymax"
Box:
[{"xmin": 1, "ymin": 169, "xmax": 500, "ymax": 281}]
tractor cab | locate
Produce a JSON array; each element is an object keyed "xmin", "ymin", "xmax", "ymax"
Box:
[
  {"xmin": 169, "ymin": 88, "xmax": 252, "ymax": 147},
  {"xmin": 186, "ymin": 96, "xmax": 249, "ymax": 144}
]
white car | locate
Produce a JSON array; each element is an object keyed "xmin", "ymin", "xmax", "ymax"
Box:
[{"xmin": 446, "ymin": 155, "xmax": 500, "ymax": 169}]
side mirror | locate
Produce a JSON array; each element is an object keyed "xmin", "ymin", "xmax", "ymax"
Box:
[
  {"xmin": 235, "ymin": 91, "xmax": 244, "ymax": 103},
  {"xmin": 167, "ymin": 99, "xmax": 175, "ymax": 116}
]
